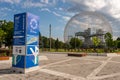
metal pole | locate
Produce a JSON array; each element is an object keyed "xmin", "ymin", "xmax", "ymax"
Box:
[
  {"xmin": 75, "ymin": 35, "xmax": 76, "ymax": 51},
  {"xmin": 49, "ymin": 24, "xmax": 51, "ymax": 51}
]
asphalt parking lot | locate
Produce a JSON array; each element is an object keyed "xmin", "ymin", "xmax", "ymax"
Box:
[{"xmin": 0, "ymin": 53, "xmax": 120, "ymax": 80}]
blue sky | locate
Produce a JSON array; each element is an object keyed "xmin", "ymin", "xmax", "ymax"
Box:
[{"xmin": 0, "ymin": 0, "xmax": 120, "ymax": 41}]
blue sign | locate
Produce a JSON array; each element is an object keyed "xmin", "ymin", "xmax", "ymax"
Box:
[
  {"xmin": 27, "ymin": 13, "xmax": 39, "ymax": 36},
  {"xmin": 26, "ymin": 55, "xmax": 38, "ymax": 68},
  {"xmin": 13, "ymin": 13, "xmax": 26, "ymax": 45},
  {"xmin": 14, "ymin": 13, "xmax": 26, "ymax": 36},
  {"xmin": 27, "ymin": 35, "xmax": 38, "ymax": 45},
  {"xmin": 12, "ymin": 55, "xmax": 25, "ymax": 68},
  {"xmin": 13, "ymin": 37, "xmax": 25, "ymax": 45},
  {"xmin": 26, "ymin": 46, "xmax": 39, "ymax": 55},
  {"xmin": 12, "ymin": 55, "xmax": 39, "ymax": 68},
  {"xmin": 12, "ymin": 12, "xmax": 39, "ymax": 72}
]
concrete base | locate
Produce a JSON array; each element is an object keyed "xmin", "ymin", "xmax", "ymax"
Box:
[
  {"xmin": 107, "ymin": 53, "xmax": 120, "ymax": 57},
  {"xmin": 11, "ymin": 66, "xmax": 40, "ymax": 73},
  {"xmin": 0, "ymin": 56, "xmax": 48, "ymax": 64},
  {"xmin": 39, "ymin": 56, "xmax": 48, "ymax": 60}
]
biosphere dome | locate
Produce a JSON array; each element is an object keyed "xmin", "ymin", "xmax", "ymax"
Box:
[{"xmin": 64, "ymin": 11, "xmax": 112, "ymax": 46}]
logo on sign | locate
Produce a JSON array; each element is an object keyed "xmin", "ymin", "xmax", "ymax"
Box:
[
  {"xmin": 30, "ymin": 46, "xmax": 39, "ymax": 64},
  {"xmin": 13, "ymin": 55, "xmax": 21, "ymax": 65},
  {"xmin": 30, "ymin": 19, "xmax": 38, "ymax": 30}
]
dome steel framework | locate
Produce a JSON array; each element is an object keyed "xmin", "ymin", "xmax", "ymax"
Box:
[{"xmin": 64, "ymin": 11, "xmax": 112, "ymax": 47}]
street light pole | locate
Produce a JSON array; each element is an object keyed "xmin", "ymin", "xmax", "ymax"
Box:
[{"xmin": 49, "ymin": 24, "xmax": 51, "ymax": 51}]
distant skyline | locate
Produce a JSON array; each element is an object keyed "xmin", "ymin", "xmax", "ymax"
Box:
[{"xmin": 0, "ymin": 0, "xmax": 120, "ymax": 41}]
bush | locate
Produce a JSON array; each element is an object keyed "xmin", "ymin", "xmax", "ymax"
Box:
[{"xmin": 0, "ymin": 49, "xmax": 12, "ymax": 56}]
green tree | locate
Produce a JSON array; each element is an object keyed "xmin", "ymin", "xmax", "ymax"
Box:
[
  {"xmin": 116, "ymin": 37, "xmax": 120, "ymax": 48},
  {"xmin": 4, "ymin": 21, "xmax": 13, "ymax": 48},
  {"xmin": 0, "ymin": 28, "xmax": 6, "ymax": 47},
  {"xmin": 104, "ymin": 32, "xmax": 114, "ymax": 52},
  {"xmin": 117, "ymin": 37, "xmax": 120, "ymax": 41},
  {"xmin": 42, "ymin": 36, "xmax": 49, "ymax": 48},
  {"xmin": 0, "ymin": 20, "xmax": 13, "ymax": 48},
  {"xmin": 104, "ymin": 32, "xmax": 113, "ymax": 48},
  {"xmin": 63, "ymin": 43, "xmax": 71, "ymax": 51},
  {"xmin": 92, "ymin": 37, "xmax": 101, "ymax": 47},
  {"xmin": 55, "ymin": 38, "xmax": 59, "ymax": 51},
  {"xmin": 69, "ymin": 38, "xmax": 82, "ymax": 49}
]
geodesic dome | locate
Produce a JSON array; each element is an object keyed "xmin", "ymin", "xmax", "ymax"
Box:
[{"xmin": 64, "ymin": 11, "xmax": 112, "ymax": 43}]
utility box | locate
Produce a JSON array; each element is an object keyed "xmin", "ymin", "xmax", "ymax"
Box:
[{"xmin": 12, "ymin": 12, "xmax": 39, "ymax": 73}]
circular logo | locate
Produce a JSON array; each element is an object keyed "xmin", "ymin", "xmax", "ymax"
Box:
[{"xmin": 30, "ymin": 19, "xmax": 38, "ymax": 29}]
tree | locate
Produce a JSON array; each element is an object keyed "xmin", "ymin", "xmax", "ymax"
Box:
[
  {"xmin": 4, "ymin": 21, "xmax": 13, "ymax": 48},
  {"xmin": 117, "ymin": 37, "xmax": 120, "ymax": 41},
  {"xmin": 104, "ymin": 32, "xmax": 113, "ymax": 48},
  {"xmin": 42, "ymin": 36, "xmax": 49, "ymax": 48},
  {"xmin": 104, "ymin": 32, "xmax": 114, "ymax": 52},
  {"xmin": 0, "ymin": 28, "xmax": 6, "ymax": 47},
  {"xmin": 92, "ymin": 37, "xmax": 101, "ymax": 48},
  {"xmin": 0, "ymin": 20, "xmax": 13, "ymax": 48},
  {"xmin": 63, "ymin": 43, "xmax": 70, "ymax": 51},
  {"xmin": 69, "ymin": 38, "xmax": 82, "ymax": 49},
  {"xmin": 116, "ymin": 37, "xmax": 120, "ymax": 48},
  {"xmin": 55, "ymin": 38, "xmax": 59, "ymax": 51}
]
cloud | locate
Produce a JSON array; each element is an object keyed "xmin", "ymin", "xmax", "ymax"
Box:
[
  {"xmin": 41, "ymin": 8, "xmax": 51, "ymax": 12},
  {"xmin": 64, "ymin": 0, "xmax": 120, "ymax": 39},
  {"xmin": 0, "ymin": 0, "xmax": 21, "ymax": 4},
  {"xmin": 23, "ymin": 0, "xmax": 45, "ymax": 8},
  {"xmin": 65, "ymin": 0, "xmax": 120, "ymax": 20},
  {"xmin": 0, "ymin": 7, "xmax": 12, "ymax": 11},
  {"xmin": 62, "ymin": 16, "xmax": 70, "ymax": 21},
  {"xmin": 40, "ymin": 8, "xmax": 70, "ymax": 21},
  {"xmin": 41, "ymin": 0, "xmax": 49, "ymax": 4}
]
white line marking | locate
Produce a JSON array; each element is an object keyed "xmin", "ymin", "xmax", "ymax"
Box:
[
  {"xmin": 40, "ymin": 58, "xmax": 72, "ymax": 68},
  {"xmin": 87, "ymin": 57, "xmax": 112, "ymax": 79},
  {"xmin": 92, "ymin": 72, "xmax": 120, "ymax": 80},
  {"xmin": 39, "ymin": 69, "xmax": 86, "ymax": 80},
  {"xmin": 50, "ymin": 62, "xmax": 100, "ymax": 68}
]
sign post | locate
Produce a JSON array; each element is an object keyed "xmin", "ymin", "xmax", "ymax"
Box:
[{"xmin": 12, "ymin": 12, "xmax": 39, "ymax": 73}]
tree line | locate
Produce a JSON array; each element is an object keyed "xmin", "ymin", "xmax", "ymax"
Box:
[{"xmin": 0, "ymin": 20, "xmax": 120, "ymax": 52}]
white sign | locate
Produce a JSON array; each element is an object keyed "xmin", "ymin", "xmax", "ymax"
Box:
[{"xmin": 13, "ymin": 46, "xmax": 26, "ymax": 55}]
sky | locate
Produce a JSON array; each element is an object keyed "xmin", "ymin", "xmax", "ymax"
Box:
[{"xmin": 0, "ymin": 0, "xmax": 120, "ymax": 41}]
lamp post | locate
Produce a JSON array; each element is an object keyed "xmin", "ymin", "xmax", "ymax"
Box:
[{"xmin": 49, "ymin": 24, "xmax": 51, "ymax": 51}]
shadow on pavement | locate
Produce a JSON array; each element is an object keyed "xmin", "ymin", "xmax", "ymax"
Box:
[{"xmin": 0, "ymin": 68, "xmax": 22, "ymax": 75}]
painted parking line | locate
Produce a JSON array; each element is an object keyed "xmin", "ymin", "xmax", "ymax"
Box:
[
  {"xmin": 49, "ymin": 62, "xmax": 100, "ymax": 68},
  {"xmin": 87, "ymin": 57, "xmax": 112, "ymax": 79},
  {"xmin": 91, "ymin": 72, "xmax": 120, "ymax": 80},
  {"xmin": 39, "ymin": 69, "xmax": 86, "ymax": 80},
  {"xmin": 40, "ymin": 58, "xmax": 73, "ymax": 68}
]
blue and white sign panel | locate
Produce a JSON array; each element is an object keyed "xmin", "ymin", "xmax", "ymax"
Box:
[
  {"xmin": 27, "ymin": 13, "xmax": 39, "ymax": 36},
  {"xmin": 12, "ymin": 12, "xmax": 39, "ymax": 72},
  {"xmin": 27, "ymin": 46, "xmax": 39, "ymax": 55},
  {"xmin": 13, "ymin": 13, "xmax": 26, "ymax": 45},
  {"xmin": 26, "ymin": 55, "xmax": 39, "ymax": 68},
  {"xmin": 26, "ymin": 35, "xmax": 38, "ymax": 45},
  {"xmin": 12, "ymin": 55, "xmax": 25, "ymax": 68},
  {"xmin": 14, "ymin": 13, "xmax": 26, "ymax": 36}
]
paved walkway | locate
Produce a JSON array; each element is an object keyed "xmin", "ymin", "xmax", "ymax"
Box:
[{"xmin": 0, "ymin": 53, "xmax": 120, "ymax": 80}]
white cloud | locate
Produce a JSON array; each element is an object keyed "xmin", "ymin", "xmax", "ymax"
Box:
[
  {"xmin": 62, "ymin": 16, "xmax": 70, "ymax": 21},
  {"xmin": 66, "ymin": 0, "xmax": 120, "ymax": 20},
  {"xmin": 64, "ymin": 0, "xmax": 120, "ymax": 38},
  {"xmin": 0, "ymin": 0, "xmax": 21, "ymax": 4},
  {"xmin": 23, "ymin": 1, "xmax": 45, "ymax": 8},
  {"xmin": 0, "ymin": 7, "xmax": 12, "ymax": 11},
  {"xmin": 59, "ymin": 8, "xmax": 63, "ymax": 11},
  {"xmin": 40, "ymin": 8, "xmax": 70, "ymax": 21},
  {"xmin": 41, "ymin": 8, "xmax": 51, "ymax": 12},
  {"xmin": 52, "ymin": 12, "xmax": 61, "ymax": 17},
  {"xmin": 41, "ymin": 0, "xmax": 49, "ymax": 4}
]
